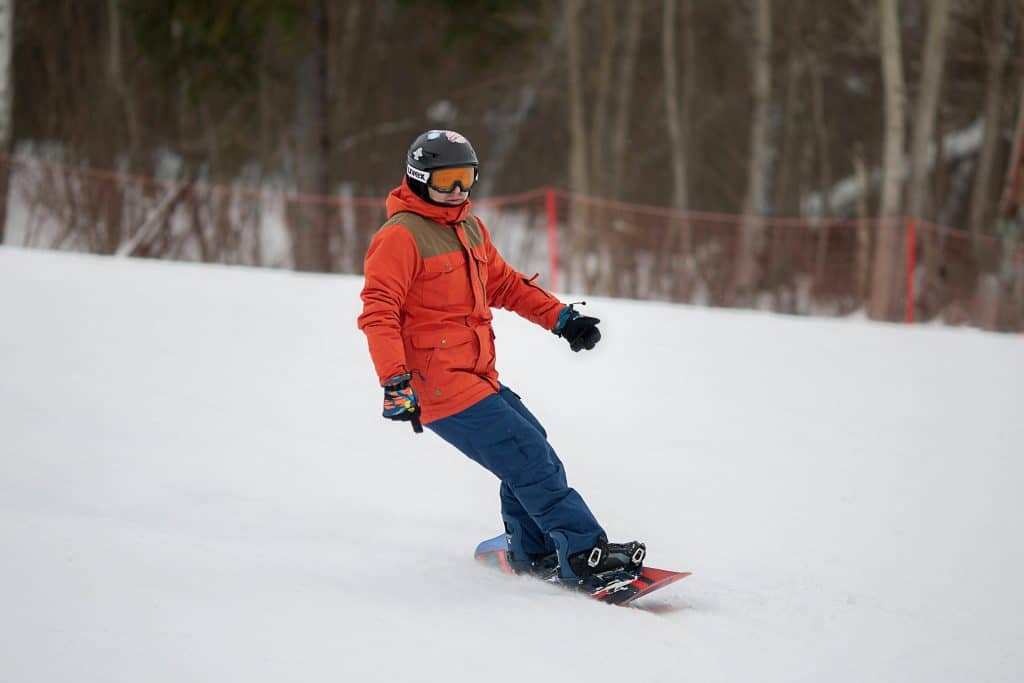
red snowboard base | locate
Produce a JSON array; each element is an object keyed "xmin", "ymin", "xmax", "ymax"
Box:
[{"xmin": 474, "ymin": 534, "xmax": 690, "ymax": 606}]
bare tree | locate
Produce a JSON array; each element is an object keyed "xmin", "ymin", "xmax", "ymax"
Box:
[
  {"xmin": 662, "ymin": 0, "xmax": 689, "ymax": 215},
  {"xmin": 0, "ymin": 0, "xmax": 13, "ymax": 244},
  {"xmin": 854, "ymin": 145, "xmax": 872, "ymax": 303},
  {"xmin": 991, "ymin": 8, "xmax": 1024, "ymax": 331},
  {"xmin": 608, "ymin": 2, "xmax": 643, "ymax": 199},
  {"xmin": 595, "ymin": 2, "xmax": 644, "ymax": 296},
  {"xmin": 774, "ymin": 1, "xmax": 806, "ymax": 219},
  {"xmin": 564, "ymin": 0, "xmax": 588, "ymax": 200},
  {"xmin": 106, "ymin": 0, "xmax": 141, "ymax": 168},
  {"xmin": 906, "ymin": 0, "xmax": 950, "ymax": 320},
  {"xmin": 905, "ymin": 0, "xmax": 950, "ymax": 221},
  {"xmin": 733, "ymin": 0, "xmax": 772, "ymax": 305},
  {"xmin": 810, "ymin": 57, "xmax": 831, "ymax": 218},
  {"xmin": 564, "ymin": 0, "xmax": 589, "ymax": 292},
  {"xmin": 588, "ymin": 2, "xmax": 616, "ymax": 199},
  {"xmin": 968, "ymin": 0, "xmax": 1013, "ymax": 245},
  {"xmin": 997, "ymin": 65, "xmax": 1024, "ymax": 223},
  {"xmin": 869, "ymin": 0, "xmax": 907, "ymax": 321},
  {"xmin": 290, "ymin": 0, "xmax": 333, "ymax": 272},
  {"xmin": 660, "ymin": 0, "xmax": 695, "ymax": 300}
]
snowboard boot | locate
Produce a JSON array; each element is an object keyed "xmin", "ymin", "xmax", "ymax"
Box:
[
  {"xmin": 519, "ymin": 551, "xmax": 560, "ymax": 580},
  {"xmin": 553, "ymin": 534, "xmax": 646, "ymax": 589},
  {"xmin": 504, "ymin": 517, "xmax": 560, "ymax": 579}
]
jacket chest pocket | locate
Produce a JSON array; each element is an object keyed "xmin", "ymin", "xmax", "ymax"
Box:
[{"xmin": 419, "ymin": 251, "xmax": 470, "ymax": 310}]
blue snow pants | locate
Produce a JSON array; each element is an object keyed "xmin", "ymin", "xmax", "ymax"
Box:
[{"xmin": 427, "ymin": 385, "xmax": 604, "ymax": 559}]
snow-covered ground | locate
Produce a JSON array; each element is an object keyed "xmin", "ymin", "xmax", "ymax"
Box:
[{"xmin": 2, "ymin": 245, "xmax": 1022, "ymax": 683}]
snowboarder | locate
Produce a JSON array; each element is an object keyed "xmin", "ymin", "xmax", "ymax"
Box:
[{"xmin": 357, "ymin": 130, "xmax": 645, "ymax": 587}]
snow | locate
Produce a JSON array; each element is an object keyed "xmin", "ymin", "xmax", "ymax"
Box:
[{"xmin": 1, "ymin": 245, "xmax": 1022, "ymax": 682}]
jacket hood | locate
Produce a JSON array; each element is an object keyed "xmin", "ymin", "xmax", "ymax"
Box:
[{"xmin": 386, "ymin": 181, "xmax": 472, "ymax": 226}]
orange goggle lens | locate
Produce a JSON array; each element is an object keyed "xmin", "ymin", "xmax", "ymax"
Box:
[{"xmin": 428, "ymin": 166, "xmax": 476, "ymax": 192}]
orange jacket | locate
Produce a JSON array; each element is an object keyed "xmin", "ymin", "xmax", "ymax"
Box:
[{"xmin": 358, "ymin": 183, "xmax": 564, "ymax": 424}]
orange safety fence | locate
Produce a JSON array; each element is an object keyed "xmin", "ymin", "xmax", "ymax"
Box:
[{"xmin": 2, "ymin": 155, "xmax": 1022, "ymax": 332}]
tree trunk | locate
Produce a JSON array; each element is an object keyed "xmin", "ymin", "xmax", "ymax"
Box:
[
  {"xmin": 773, "ymin": 0, "xmax": 804, "ymax": 219},
  {"xmin": 733, "ymin": 0, "xmax": 772, "ymax": 306},
  {"xmin": 997, "ymin": 76, "xmax": 1024, "ymax": 225},
  {"xmin": 854, "ymin": 146, "xmax": 871, "ymax": 304},
  {"xmin": 995, "ymin": 5, "xmax": 1024, "ymax": 224},
  {"xmin": 905, "ymin": 0, "xmax": 949, "ymax": 221},
  {"xmin": 906, "ymin": 0, "xmax": 950, "ymax": 323},
  {"xmin": 869, "ymin": 0, "xmax": 906, "ymax": 321},
  {"xmin": 588, "ymin": 2, "xmax": 616, "ymax": 199},
  {"xmin": 589, "ymin": 2, "xmax": 617, "ymax": 294},
  {"xmin": 564, "ymin": 0, "xmax": 589, "ymax": 293},
  {"xmin": 290, "ymin": 0, "xmax": 333, "ymax": 273},
  {"xmin": 0, "ymin": 0, "xmax": 13, "ymax": 245},
  {"xmin": 811, "ymin": 55, "xmax": 834, "ymax": 309},
  {"xmin": 596, "ymin": 2, "xmax": 642, "ymax": 296},
  {"xmin": 608, "ymin": 2, "xmax": 643, "ymax": 198},
  {"xmin": 662, "ymin": 0, "xmax": 688, "ymax": 215},
  {"xmin": 660, "ymin": 0, "xmax": 694, "ymax": 300},
  {"xmin": 811, "ymin": 58, "xmax": 832, "ymax": 218},
  {"xmin": 967, "ymin": 0, "xmax": 1010, "ymax": 247},
  {"xmin": 106, "ymin": 0, "xmax": 140, "ymax": 170}
]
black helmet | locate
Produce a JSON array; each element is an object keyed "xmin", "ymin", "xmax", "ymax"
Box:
[{"xmin": 405, "ymin": 130, "xmax": 479, "ymax": 203}]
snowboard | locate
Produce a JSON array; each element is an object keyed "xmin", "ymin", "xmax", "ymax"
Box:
[{"xmin": 474, "ymin": 534, "xmax": 690, "ymax": 606}]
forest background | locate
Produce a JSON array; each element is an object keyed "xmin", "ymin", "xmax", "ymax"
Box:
[{"xmin": 1, "ymin": 0, "xmax": 1022, "ymax": 330}]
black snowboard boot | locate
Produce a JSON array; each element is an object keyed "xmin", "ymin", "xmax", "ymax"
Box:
[
  {"xmin": 561, "ymin": 536, "xmax": 646, "ymax": 585},
  {"xmin": 516, "ymin": 551, "xmax": 560, "ymax": 580},
  {"xmin": 503, "ymin": 516, "xmax": 561, "ymax": 579}
]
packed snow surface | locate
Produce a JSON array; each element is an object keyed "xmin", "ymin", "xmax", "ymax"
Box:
[{"xmin": 2, "ymin": 246, "xmax": 1022, "ymax": 682}]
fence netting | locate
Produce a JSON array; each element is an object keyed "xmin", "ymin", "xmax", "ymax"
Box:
[{"xmin": 4, "ymin": 156, "xmax": 1022, "ymax": 332}]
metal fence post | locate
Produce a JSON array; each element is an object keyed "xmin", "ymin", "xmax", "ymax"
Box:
[{"xmin": 905, "ymin": 217, "xmax": 917, "ymax": 324}]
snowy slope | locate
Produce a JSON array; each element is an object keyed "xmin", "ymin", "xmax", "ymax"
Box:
[{"xmin": 1, "ymin": 245, "xmax": 1022, "ymax": 683}]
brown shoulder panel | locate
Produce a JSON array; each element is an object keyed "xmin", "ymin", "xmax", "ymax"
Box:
[
  {"xmin": 461, "ymin": 215, "xmax": 484, "ymax": 249},
  {"xmin": 381, "ymin": 211, "xmax": 460, "ymax": 259},
  {"xmin": 381, "ymin": 211, "xmax": 484, "ymax": 258}
]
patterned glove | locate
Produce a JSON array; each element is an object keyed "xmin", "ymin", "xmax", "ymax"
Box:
[
  {"xmin": 382, "ymin": 373, "xmax": 422, "ymax": 432},
  {"xmin": 553, "ymin": 304, "xmax": 601, "ymax": 352}
]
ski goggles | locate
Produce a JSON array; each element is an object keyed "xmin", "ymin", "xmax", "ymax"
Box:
[{"xmin": 425, "ymin": 165, "xmax": 478, "ymax": 193}]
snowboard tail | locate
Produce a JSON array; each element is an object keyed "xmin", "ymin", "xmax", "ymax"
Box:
[{"xmin": 473, "ymin": 534, "xmax": 690, "ymax": 606}]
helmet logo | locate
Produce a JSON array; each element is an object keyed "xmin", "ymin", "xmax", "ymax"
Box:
[
  {"xmin": 412, "ymin": 146, "xmax": 424, "ymax": 161},
  {"xmin": 406, "ymin": 164, "xmax": 430, "ymax": 183},
  {"xmin": 445, "ymin": 131, "xmax": 468, "ymax": 144}
]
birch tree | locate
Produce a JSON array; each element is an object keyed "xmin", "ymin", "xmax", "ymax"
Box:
[
  {"xmin": 905, "ymin": 0, "xmax": 949, "ymax": 221},
  {"xmin": 869, "ymin": 0, "xmax": 906, "ymax": 321}
]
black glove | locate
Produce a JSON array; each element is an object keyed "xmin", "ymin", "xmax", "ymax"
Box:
[
  {"xmin": 382, "ymin": 374, "xmax": 423, "ymax": 433},
  {"xmin": 553, "ymin": 305, "xmax": 601, "ymax": 352}
]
